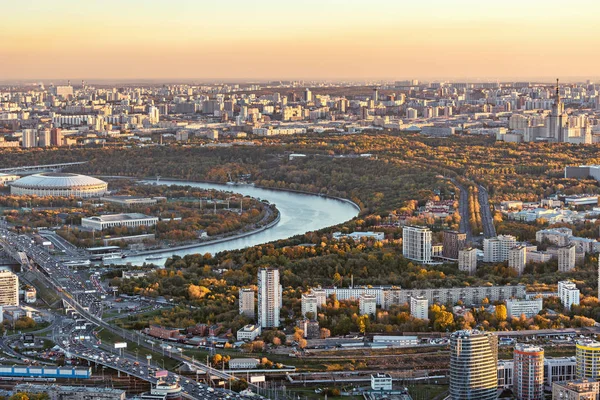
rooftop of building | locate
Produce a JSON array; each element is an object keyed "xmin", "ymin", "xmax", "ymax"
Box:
[{"xmin": 84, "ymin": 213, "xmax": 155, "ymax": 222}]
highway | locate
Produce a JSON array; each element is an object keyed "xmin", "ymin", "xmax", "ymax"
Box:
[
  {"xmin": 449, "ymin": 179, "xmax": 473, "ymax": 242},
  {"xmin": 0, "ymin": 228, "xmax": 262, "ymax": 399},
  {"xmin": 477, "ymin": 184, "xmax": 497, "ymax": 238}
]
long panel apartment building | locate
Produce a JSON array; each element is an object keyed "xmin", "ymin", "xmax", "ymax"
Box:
[{"xmin": 320, "ymin": 284, "xmax": 526, "ymax": 309}]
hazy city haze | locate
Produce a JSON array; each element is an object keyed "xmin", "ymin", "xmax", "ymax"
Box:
[{"xmin": 2, "ymin": 0, "xmax": 600, "ymax": 81}]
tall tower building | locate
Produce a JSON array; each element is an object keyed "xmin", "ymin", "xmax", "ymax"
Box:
[
  {"xmin": 548, "ymin": 78, "xmax": 566, "ymax": 142},
  {"xmin": 373, "ymin": 87, "xmax": 379, "ymax": 102},
  {"xmin": 449, "ymin": 330, "xmax": 498, "ymax": 400},
  {"xmin": 576, "ymin": 339, "xmax": 600, "ymax": 380},
  {"xmin": 21, "ymin": 129, "xmax": 38, "ymax": 148},
  {"xmin": 402, "ymin": 226, "xmax": 432, "ymax": 263},
  {"xmin": 508, "ymin": 245, "xmax": 527, "ymax": 276},
  {"xmin": 558, "ymin": 244, "xmax": 576, "ymax": 272},
  {"xmin": 0, "ymin": 270, "xmax": 19, "ymax": 306},
  {"xmin": 513, "ymin": 343, "xmax": 544, "ymax": 400},
  {"xmin": 50, "ymin": 128, "xmax": 63, "ymax": 147},
  {"xmin": 257, "ymin": 268, "xmax": 281, "ymax": 328},
  {"xmin": 410, "ymin": 296, "xmax": 429, "ymax": 320},
  {"xmin": 301, "ymin": 293, "xmax": 318, "ymax": 320},
  {"xmin": 558, "ymin": 280, "xmax": 580, "ymax": 310},
  {"xmin": 304, "ymin": 88, "xmax": 312, "ymax": 103},
  {"xmin": 442, "ymin": 230, "xmax": 467, "ymax": 259},
  {"xmin": 458, "ymin": 248, "xmax": 478, "ymax": 275},
  {"xmin": 238, "ymin": 288, "xmax": 255, "ymax": 319}
]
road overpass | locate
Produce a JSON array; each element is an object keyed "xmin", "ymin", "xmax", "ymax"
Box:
[
  {"xmin": 0, "ymin": 162, "xmax": 87, "ymax": 174},
  {"xmin": 0, "ymin": 228, "xmax": 256, "ymax": 399}
]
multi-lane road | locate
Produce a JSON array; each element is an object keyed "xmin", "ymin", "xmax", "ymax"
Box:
[{"xmin": 0, "ymin": 228, "xmax": 262, "ymax": 399}]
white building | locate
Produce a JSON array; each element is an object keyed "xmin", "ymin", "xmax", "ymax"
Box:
[
  {"xmin": 558, "ymin": 280, "xmax": 580, "ymax": 310},
  {"xmin": 458, "ymin": 248, "xmax": 478, "ymax": 275},
  {"xmin": 410, "ymin": 296, "xmax": 429, "ymax": 320},
  {"xmin": 558, "ymin": 245, "xmax": 576, "ymax": 272},
  {"xmin": 301, "ymin": 293, "xmax": 318, "ymax": 320},
  {"xmin": 81, "ymin": 213, "xmax": 158, "ymax": 231},
  {"xmin": 359, "ymin": 294, "xmax": 377, "ymax": 316},
  {"xmin": 332, "ymin": 231, "xmax": 385, "ymax": 241},
  {"xmin": 310, "ymin": 288, "xmax": 327, "ymax": 307},
  {"xmin": 257, "ymin": 268, "xmax": 281, "ymax": 328},
  {"xmin": 508, "ymin": 245, "xmax": 527, "ymax": 276},
  {"xmin": 372, "ymin": 335, "xmax": 419, "ymax": 347},
  {"xmin": 402, "ymin": 226, "xmax": 432, "ymax": 263},
  {"xmin": 483, "ymin": 235, "xmax": 517, "ymax": 262},
  {"xmin": 236, "ymin": 325, "xmax": 261, "ymax": 341},
  {"xmin": 506, "ymin": 298, "xmax": 543, "ymax": 318},
  {"xmin": 536, "ymin": 228, "xmax": 572, "ymax": 247},
  {"xmin": 239, "ymin": 288, "xmax": 255, "ymax": 319},
  {"xmin": 228, "ymin": 358, "xmax": 260, "ymax": 370},
  {"xmin": 0, "ymin": 271, "xmax": 19, "ymax": 306},
  {"xmin": 371, "ymin": 373, "xmax": 393, "ymax": 391}
]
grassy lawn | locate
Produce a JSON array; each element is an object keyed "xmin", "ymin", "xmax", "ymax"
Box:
[
  {"xmin": 29, "ymin": 276, "xmax": 62, "ymax": 307},
  {"xmin": 97, "ymin": 328, "xmax": 179, "ymax": 370}
]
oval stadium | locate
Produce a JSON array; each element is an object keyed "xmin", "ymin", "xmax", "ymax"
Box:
[{"xmin": 9, "ymin": 173, "xmax": 108, "ymax": 198}]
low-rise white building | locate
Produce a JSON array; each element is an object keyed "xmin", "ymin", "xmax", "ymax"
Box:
[
  {"xmin": 228, "ymin": 358, "xmax": 260, "ymax": 370},
  {"xmin": 81, "ymin": 213, "xmax": 159, "ymax": 230},
  {"xmin": 506, "ymin": 298, "xmax": 543, "ymax": 318},
  {"xmin": 236, "ymin": 325, "xmax": 261, "ymax": 341},
  {"xmin": 371, "ymin": 373, "xmax": 393, "ymax": 391}
]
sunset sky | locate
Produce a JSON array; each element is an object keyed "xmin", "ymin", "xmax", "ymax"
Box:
[{"xmin": 2, "ymin": 0, "xmax": 599, "ymax": 81}]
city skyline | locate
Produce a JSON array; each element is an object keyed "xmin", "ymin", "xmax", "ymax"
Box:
[{"xmin": 2, "ymin": 0, "xmax": 600, "ymax": 81}]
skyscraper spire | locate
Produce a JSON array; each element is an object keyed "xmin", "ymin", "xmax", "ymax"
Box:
[{"xmin": 556, "ymin": 78, "xmax": 560, "ymax": 101}]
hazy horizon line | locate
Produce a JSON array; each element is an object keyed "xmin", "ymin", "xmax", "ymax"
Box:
[{"xmin": 1, "ymin": 75, "xmax": 598, "ymax": 86}]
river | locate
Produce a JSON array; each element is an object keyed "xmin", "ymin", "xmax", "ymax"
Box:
[{"xmin": 123, "ymin": 180, "xmax": 359, "ymax": 266}]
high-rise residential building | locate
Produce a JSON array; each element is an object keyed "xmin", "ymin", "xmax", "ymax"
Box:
[
  {"xmin": 402, "ymin": 226, "xmax": 432, "ymax": 264},
  {"xmin": 513, "ymin": 343, "xmax": 544, "ymax": 400},
  {"xmin": 21, "ymin": 129, "xmax": 37, "ymax": 148},
  {"xmin": 359, "ymin": 294, "xmax": 377, "ymax": 316},
  {"xmin": 483, "ymin": 235, "xmax": 517, "ymax": 262},
  {"xmin": 508, "ymin": 245, "xmax": 527, "ymax": 276},
  {"xmin": 257, "ymin": 268, "xmax": 281, "ymax": 328},
  {"xmin": 458, "ymin": 247, "xmax": 478, "ymax": 275},
  {"xmin": 558, "ymin": 280, "xmax": 580, "ymax": 310},
  {"xmin": 410, "ymin": 296, "xmax": 428, "ymax": 320},
  {"xmin": 238, "ymin": 288, "xmax": 255, "ymax": 319},
  {"xmin": 148, "ymin": 106, "xmax": 160, "ymax": 124},
  {"xmin": 0, "ymin": 270, "xmax": 19, "ymax": 306},
  {"xmin": 304, "ymin": 88, "xmax": 312, "ymax": 103},
  {"xmin": 449, "ymin": 330, "xmax": 498, "ymax": 400},
  {"xmin": 552, "ymin": 379, "xmax": 600, "ymax": 400},
  {"xmin": 301, "ymin": 293, "xmax": 318, "ymax": 320},
  {"xmin": 442, "ymin": 231, "xmax": 467, "ymax": 259},
  {"xmin": 577, "ymin": 340, "xmax": 600, "ymax": 380},
  {"xmin": 38, "ymin": 129, "xmax": 51, "ymax": 147},
  {"xmin": 50, "ymin": 128, "xmax": 63, "ymax": 147},
  {"xmin": 310, "ymin": 288, "xmax": 327, "ymax": 307},
  {"xmin": 558, "ymin": 244, "xmax": 576, "ymax": 272}
]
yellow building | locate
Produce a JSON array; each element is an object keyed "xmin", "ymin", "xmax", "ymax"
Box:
[{"xmin": 576, "ymin": 340, "xmax": 600, "ymax": 380}]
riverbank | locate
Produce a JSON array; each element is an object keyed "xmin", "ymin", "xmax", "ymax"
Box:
[
  {"xmin": 127, "ymin": 211, "xmax": 281, "ymax": 258},
  {"xmin": 138, "ymin": 176, "xmax": 362, "ymax": 212}
]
